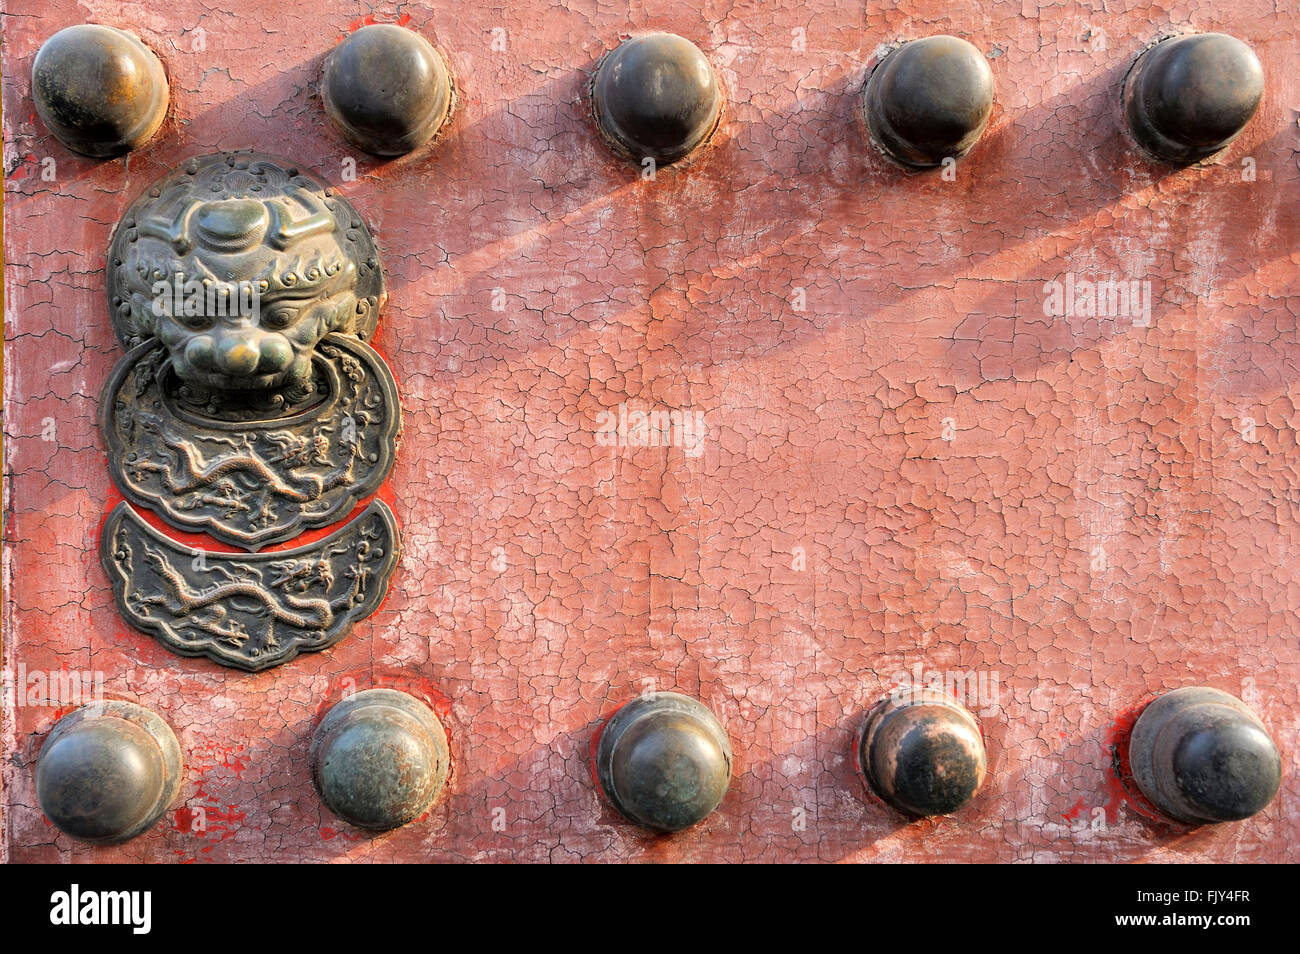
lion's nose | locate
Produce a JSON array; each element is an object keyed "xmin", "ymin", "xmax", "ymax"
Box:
[
  {"xmin": 185, "ymin": 330, "xmax": 294, "ymax": 378},
  {"xmin": 215, "ymin": 335, "xmax": 261, "ymax": 376}
]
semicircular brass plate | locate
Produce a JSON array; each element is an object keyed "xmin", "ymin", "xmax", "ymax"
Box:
[{"xmin": 101, "ymin": 499, "xmax": 400, "ymax": 671}]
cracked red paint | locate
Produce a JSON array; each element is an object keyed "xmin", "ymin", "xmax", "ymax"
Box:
[{"xmin": 3, "ymin": 0, "xmax": 1297, "ymax": 863}]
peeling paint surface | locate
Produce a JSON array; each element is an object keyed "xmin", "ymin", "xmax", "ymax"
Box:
[{"xmin": 2, "ymin": 0, "xmax": 1297, "ymax": 862}]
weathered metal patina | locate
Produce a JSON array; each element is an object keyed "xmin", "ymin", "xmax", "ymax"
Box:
[
  {"xmin": 860, "ymin": 687, "xmax": 988, "ymax": 817},
  {"xmin": 100, "ymin": 152, "xmax": 399, "ymax": 551},
  {"xmin": 1128, "ymin": 687, "xmax": 1281, "ymax": 825},
  {"xmin": 35, "ymin": 702, "xmax": 183, "ymax": 844},
  {"xmin": 31, "ymin": 24, "xmax": 169, "ymax": 158},
  {"xmin": 590, "ymin": 32, "xmax": 722, "ymax": 165},
  {"xmin": 863, "ymin": 35, "xmax": 995, "ymax": 168},
  {"xmin": 321, "ymin": 23, "xmax": 454, "ymax": 156},
  {"xmin": 101, "ymin": 499, "xmax": 400, "ymax": 672},
  {"xmin": 595, "ymin": 692, "xmax": 732, "ymax": 832},
  {"xmin": 106, "ymin": 152, "xmax": 387, "ymax": 378},
  {"xmin": 311, "ymin": 689, "xmax": 450, "ymax": 830},
  {"xmin": 1123, "ymin": 33, "xmax": 1264, "ymax": 164},
  {"xmin": 101, "ymin": 333, "xmax": 399, "ymax": 551}
]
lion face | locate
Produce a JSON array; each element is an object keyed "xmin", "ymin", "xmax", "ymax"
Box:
[
  {"xmin": 108, "ymin": 154, "xmax": 385, "ymax": 393},
  {"xmin": 142, "ymin": 201, "xmax": 361, "ymax": 391},
  {"xmin": 155, "ymin": 278, "xmax": 358, "ymax": 392}
]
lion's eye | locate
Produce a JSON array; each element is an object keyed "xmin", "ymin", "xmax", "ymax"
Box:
[
  {"xmin": 262, "ymin": 306, "xmax": 299, "ymax": 330},
  {"xmin": 175, "ymin": 311, "xmax": 214, "ymax": 331}
]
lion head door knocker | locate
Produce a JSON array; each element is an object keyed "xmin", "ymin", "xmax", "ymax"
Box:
[{"xmin": 99, "ymin": 152, "xmax": 401, "ymax": 671}]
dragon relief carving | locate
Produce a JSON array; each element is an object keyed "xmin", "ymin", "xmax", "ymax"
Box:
[{"xmin": 102, "ymin": 500, "xmax": 400, "ymax": 671}]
